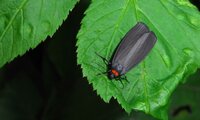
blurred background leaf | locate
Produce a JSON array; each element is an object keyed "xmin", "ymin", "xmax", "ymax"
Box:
[{"xmin": 0, "ymin": 0, "xmax": 78, "ymax": 68}]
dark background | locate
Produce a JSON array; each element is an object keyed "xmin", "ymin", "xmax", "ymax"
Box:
[{"xmin": 0, "ymin": 0, "xmax": 199, "ymax": 120}]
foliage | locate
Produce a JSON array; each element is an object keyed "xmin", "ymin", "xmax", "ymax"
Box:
[
  {"xmin": 0, "ymin": 0, "xmax": 200, "ymax": 120},
  {"xmin": 77, "ymin": 0, "xmax": 200, "ymax": 119}
]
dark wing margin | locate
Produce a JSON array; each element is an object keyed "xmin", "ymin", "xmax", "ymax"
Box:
[{"xmin": 112, "ymin": 22, "xmax": 150, "ymax": 64}]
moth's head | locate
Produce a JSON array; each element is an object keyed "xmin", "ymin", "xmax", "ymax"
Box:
[{"xmin": 108, "ymin": 69, "xmax": 119, "ymax": 79}]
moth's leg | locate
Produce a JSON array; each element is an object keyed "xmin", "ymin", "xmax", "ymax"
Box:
[
  {"xmin": 93, "ymin": 52, "xmax": 109, "ymax": 76},
  {"xmin": 95, "ymin": 52, "xmax": 110, "ymax": 65},
  {"xmin": 121, "ymin": 75, "xmax": 129, "ymax": 83},
  {"xmin": 97, "ymin": 72, "xmax": 107, "ymax": 76},
  {"xmin": 119, "ymin": 79, "xmax": 124, "ymax": 88},
  {"xmin": 115, "ymin": 77, "xmax": 124, "ymax": 88}
]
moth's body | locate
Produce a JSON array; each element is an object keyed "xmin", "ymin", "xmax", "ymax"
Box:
[
  {"xmin": 107, "ymin": 22, "xmax": 157, "ymax": 80},
  {"xmin": 108, "ymin": 64, "xmax": 125, "ymax": 79}
]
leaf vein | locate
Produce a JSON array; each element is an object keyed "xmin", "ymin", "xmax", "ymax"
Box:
[
  {"xmin": 0, "ymin": 0, "xmax": 28, "ymax": 43},
  {"xmin": 105, "ymin": 0, "xmax": 131, "ymax": 58}
]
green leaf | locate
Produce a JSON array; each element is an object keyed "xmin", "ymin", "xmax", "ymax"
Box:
[
  {"xmin": 77, "ymin": 0, "xmax": 200, "ymax": 119},
  {"xmin": 0, "ymin": 0, "xmax": 78, "ymax": 68}
]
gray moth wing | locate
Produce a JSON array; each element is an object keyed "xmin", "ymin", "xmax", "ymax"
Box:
[
  {"xmin": 112, "ymin": 23, "xmax": 157, "ymax": 74},
  {"xmin": 112, "ymin": 22, "xmax": 150, "ymax": 63}
]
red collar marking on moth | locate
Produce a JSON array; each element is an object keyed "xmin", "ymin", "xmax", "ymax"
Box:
[{"xmin": 111, "ymin": 69, "xmax": 119, "ymax": 77}]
